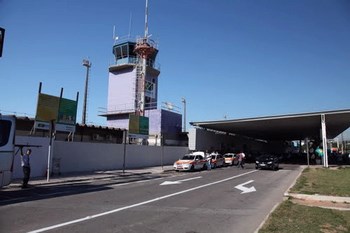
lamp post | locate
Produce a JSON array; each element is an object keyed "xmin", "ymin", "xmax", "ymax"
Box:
[
  {"xmin": 82, "ymin": 59, "xmax": 91, "ymax": 125},
  {"xmin": 181, "ymin": 97, "xmax": 186, "ymax": 132}
]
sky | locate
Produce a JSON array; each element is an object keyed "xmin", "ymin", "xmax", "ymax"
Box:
[{"xmin": 1, "ymin": 0, "xmax": 350, "ymax": 133}]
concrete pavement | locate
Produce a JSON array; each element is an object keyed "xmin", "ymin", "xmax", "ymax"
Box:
[{"xmin": 5, "ymin": 164, "xmax": 350, "ymax": 211}]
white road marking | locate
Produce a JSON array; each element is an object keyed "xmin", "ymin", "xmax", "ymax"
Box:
[
  {"xmin": 234, "ymin": 180, "xmax": 256, "ymax": 194},
  {"xmin": 160, "ymin": 176, "xmax": 202, "ymax": 185},
  {"xmin": 28, "ymin": 170, "xmax": 258, "ymax": 233}
]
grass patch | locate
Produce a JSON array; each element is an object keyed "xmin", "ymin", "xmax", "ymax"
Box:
[
  {"xmin": 290, "ymin": 167, "xmax": 350, "ymax": 196},
  {"xmin": 259, "ymin": 200, "xmax": 350, "ymax": 233}
]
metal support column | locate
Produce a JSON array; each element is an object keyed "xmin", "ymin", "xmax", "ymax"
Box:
[
  {"xmin": 305, "ymin": 137, "xmax": 310, "ymax": 167},
  {"xmin": 321, "ymin": 114, "xmax": 328, "ymax": 168}
]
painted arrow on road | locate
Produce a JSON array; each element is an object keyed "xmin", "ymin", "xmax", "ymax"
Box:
[
  {"xmin": 234, "ymin": 180, "xmax": 256, "ymax": 194},
  {"xmin": 160, "ymin": 176, "xmax": 202, "ymax": 186}
]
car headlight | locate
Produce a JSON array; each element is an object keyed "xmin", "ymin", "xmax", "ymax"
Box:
[
  {"xmin": 256, "ymin": 161, "xmax": 259, "ymax": 163},
  {"xmin": 267, "ymin": 161, "xmax": 272, "ymax": 164}
]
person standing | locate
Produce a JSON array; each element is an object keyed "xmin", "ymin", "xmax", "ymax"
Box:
[
  {"xmin": 20, "ymin": 148, "xmax": 31, "ymax": 188},
  {"xmin": 206, "ymin": 153, "xmax": 212, "ymax": 170},
  {"xmin": 237, "ymin": 151, "xmax": 245, "ymax": 169}
]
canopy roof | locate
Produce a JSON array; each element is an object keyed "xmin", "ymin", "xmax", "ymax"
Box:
[{"xmin": 190, "ymin": 109, "xmax": 350, "ymax": 141}]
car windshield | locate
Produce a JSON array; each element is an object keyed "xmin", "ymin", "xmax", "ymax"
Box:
[
  {"xmin": 0, "ymin": 120, "xmax": 11, "ymax": 147},
  {"xmin": 258, "ymin": 155, "xmax": 274, "ymax": 160},
  {"xmin": 182, "ymin": 155, "xmax": 195, "ymax": 160},
  {"xmin": 211, "ymin": 155, "xmax": 216, "ymax": 159},
  {"xmin": 224, "ymin": 154, "xmax": 234, "ymax": 158}
]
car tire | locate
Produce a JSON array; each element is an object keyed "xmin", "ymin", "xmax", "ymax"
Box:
[{"xmin": 190, "ymin": 165, "xmax": 195, "ymax": 171}]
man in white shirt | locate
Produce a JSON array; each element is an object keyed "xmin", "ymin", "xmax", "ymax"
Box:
[
  {"xmin": 20, "ymin": 148, "xmax": 31, "ymax": 188},
  {"xmin": 237, "ymin": 151, "xmax": 245, "ymax": 169}
]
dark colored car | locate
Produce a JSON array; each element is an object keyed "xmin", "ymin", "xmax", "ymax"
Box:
[{"xmin": 255, "ymin": 154, "xmax": 279, "ymax": 170}]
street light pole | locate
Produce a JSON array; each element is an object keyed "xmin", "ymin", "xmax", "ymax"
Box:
[
  {"xmin": 182, "ymin": 97, "xmax": 186, "ymax": 132},
  {"xmin": 82, "ymin": 59, "xmax": 91, "ymax": 125}
]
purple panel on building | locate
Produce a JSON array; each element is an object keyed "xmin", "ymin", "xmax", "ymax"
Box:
[
  {"xmin": 147, "ymin": 109, "xmax": 161, "ymax": 135},
  {"xmin": 108, "ymin": 67, "xmax": 136, "ymax": 113},
  {"xmin": 106, "ymin": 109, "xmax": 181, "ymax": 137},
  {"xmin": 146, "ymin": 109, "xmax": 182, "ymax": 136},
  {"xmin": 160, "ymin": 109, "xmax": 182, "ymax": 134}
]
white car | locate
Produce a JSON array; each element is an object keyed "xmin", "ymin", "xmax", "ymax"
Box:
[
  {"xmin": 224, "ymin": 153, "xmax": 237, "ymax": 166},
  {"xmin": 210, "ymin": 153, "xmax": 224, "ymax": 168},
  {"xmin": 173, "ymin": 153, "xmax": 207, "ymax": 171}
]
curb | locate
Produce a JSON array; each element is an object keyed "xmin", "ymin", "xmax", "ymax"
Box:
[
  {"xmin": 283, "ymin": 165, "xmax": 306, "ymax": 197},
  {"xmin": 254, "ymin": 165, "xmax": 305, "ymax": 233},
  {"xmin": 287, "ymin": 193, "xmax": 350, "ymax": 203},
  {"xmin": 283, "ymin": 166, "xmax": 350, "ymax": 211}
]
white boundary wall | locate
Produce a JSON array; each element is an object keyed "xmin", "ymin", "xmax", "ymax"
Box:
[
  {"xmin": 13, "ymin": 136, "xmax": 50, "ymax": 179},
  {"xmin": 54, "ymin": 142, "xmax": 188, "ymax": 173},
  {"xmin": 12, "ymin": 136, "xmax": 188, "ymax": 179}
]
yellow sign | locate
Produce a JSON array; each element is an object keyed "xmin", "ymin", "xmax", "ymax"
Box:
[
  {"xmin": 35, "ymin": 93, "xmax": 60, "ymax": 122},
  {"xmin": 35, "ymin": 91, "xmax": 78, "ymax": 132}
]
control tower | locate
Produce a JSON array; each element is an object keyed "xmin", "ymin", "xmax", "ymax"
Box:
[
  {"xmin": 101, "ymin": 0, "xmax": 182, "ymax": 144},
  {"xmin": 102, "ymin": 36, "xmax": 160, "ymax": 127}
]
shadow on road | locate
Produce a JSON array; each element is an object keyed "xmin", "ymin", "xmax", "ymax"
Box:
[{"xmin": 0, "ymin": 173, "xmax": 164, "ymax": 206}]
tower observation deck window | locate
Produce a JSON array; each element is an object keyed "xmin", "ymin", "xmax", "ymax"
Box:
[{"xmin": 113, "ymin": 43, "xmax": 137, "ymax": 60}]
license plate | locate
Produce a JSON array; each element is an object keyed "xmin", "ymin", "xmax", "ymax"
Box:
[{"xmin": 260, "ymin": 164, "xmax": 266, "ymax": 166}]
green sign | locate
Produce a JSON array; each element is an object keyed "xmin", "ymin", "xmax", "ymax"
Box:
[
  {"xmin": 58, "ymin": 98, "xmax": 77, "ymax": 125},
  {"xmin": 129, "ymin": 114, "xmax": 149, "ymax": 135},
  {"xmin": 35, "ymin": 91, "xmax": 78, "ymax": 132},
  {"xmin": 139, "ymin": 116, "xmax": 149, "ymax": 135}
]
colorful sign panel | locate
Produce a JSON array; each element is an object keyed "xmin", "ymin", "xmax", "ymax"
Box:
[
  {"xmin": 57, "ymin": 98, "xmax": 77, "ymax": 125},
  {"xmin": 35, "ymin": 93, "xmax": 60, "ymax": 122},
  {"xmin": 129, "ymin": 114, "xmax": 149, "ymax": 135},
  {"xmin": 35, "ymin": 92, "xmax": 78, "ymax": 132}
]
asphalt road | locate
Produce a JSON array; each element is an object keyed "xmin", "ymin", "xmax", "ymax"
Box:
[{"xmin": 0, "ymin": 164, "xmax": 302, "ymax": 233}]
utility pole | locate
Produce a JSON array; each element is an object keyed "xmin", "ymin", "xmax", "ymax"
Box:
[
  {"xmin": 82, "ymin": 59, "xmax": 91, "ymax": 125},
  {"xmin": 182, "ymin": 97, "xmax": 186, "ymax": 132},
  {"xmin": 0, "ymin": 27, "xmax": 5, "ymax": 58}
]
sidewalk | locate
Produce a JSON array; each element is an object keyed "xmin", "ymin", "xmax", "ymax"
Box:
[
  {"xmin": 8, "ymin": 165, "xmax": 174, "ymax": 188},
  {"xmin": 284, "ymin": 165, "xmax": 350, "ymax": 211},
  {"xmin": 285, "ymin": 192, "xmax": 350, "ymax": 211}
]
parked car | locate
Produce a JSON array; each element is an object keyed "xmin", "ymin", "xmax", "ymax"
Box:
[
  {"xmin": 255, "ymin": 154, "xmax": 279, "ymax": 170},
  {"xmin": 210, "ymin": 153, "xmax": 224, "ymax": 168},
  {"xmin": 173, "ymin": 153, "xmax": 207, "ymax": 171},
  {"xmin": 223, "ymin": 153, "xmax": 237, "ymax": 166}
]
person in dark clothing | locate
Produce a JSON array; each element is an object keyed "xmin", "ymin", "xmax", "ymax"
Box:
[{"xmin": 20, "ymin": 148, "xmax": 31, "ymax": 188}]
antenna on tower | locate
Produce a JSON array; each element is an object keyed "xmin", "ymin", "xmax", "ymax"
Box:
[
  {"xmin": 113, "ymin": 25, "xmax": 118, "ymax": 44},
  {"xmin": 144, "ymin": 0, "xmax": 149, "ymax": 38},
  {"xmin": 128, "ymin": 12, "xmax": 133, "ymax": 38}
]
